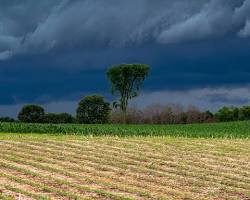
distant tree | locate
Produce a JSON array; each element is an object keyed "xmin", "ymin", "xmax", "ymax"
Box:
[
  {"xmin": 186, "ymin": 106, "xmax": 201, "ymax": 124},
  {"xmin": 0, "ymin": 117, "xmax": 15, "ymax": 123},
  {"xmin": 143, "ymin": 104, "xmax": 166, "ymax": 124},
  {"xmin": 18, "ymin": 105, "xmax": 45, "ymax": 123},
  {"xmin": 239, "ymin": 106, "xmax": 250, "ymax": 120},
  {"xmin": 43, "ymin": 113, "xmax": 57, "ymax": 123},
  {"xmin": 76, "ymin": 95, "xmax": 111, "ymax": 124},
  {"xmin": 204, "ymin": 110, "xmax": 214, "ymax": 119},
  {"xmin": 56, "ymin": 113, "xmax": 74, "ymax": 123},
  {"xmin": 215, "ymin": 106, "xmax": 237, "ymax": 122},
  {"xmin": 44, "ymin": 113, "xmax": 74, "ymax": 124},
  {"xmin": 111, "ymin": 108, "xmax": 143, "ymax": 124},
  {"xmin": 232, "ymin": 107, "xmax": 239, "ymax": 120},
  {"xmin": 180, "ymin": 112, "xmax": 188, "ymax": 124},
  {"xmin": 202, "ymin": 110, "xmax": 214, "ymax": 122},
  {"xmin": 106, "ymin": 64, "xmax": 150, "ymax": 121}
]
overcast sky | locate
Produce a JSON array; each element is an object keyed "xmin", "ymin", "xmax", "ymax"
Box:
[{"xmin": 1, "ymin": 0, "xmax": 250, "ymax": 117}]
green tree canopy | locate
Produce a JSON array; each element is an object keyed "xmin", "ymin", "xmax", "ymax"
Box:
[
  {"xmin": 44, "ymin": 113, "xmax": 74, "ymax": 124},
  {"xmin": 76, "ymin": 95, "xmax": 111, "ymax": 124},
  {"xmin": 0, "ymin": 117, "xmax": 15, "ymax": 123},
  {"xmin": 18, "ymin": 105, "xmax": 45, "ymax": 123},
  {"xmin": 215, "ymin": 106, "xmax": 238, "ymax": 122},
  {"xmin": 106, "ymin": 63, "xmax": 150, "ymax": 115},
  {"xmin": 239, "ymin": 106, "xmax": 250, "ymax": 120}
]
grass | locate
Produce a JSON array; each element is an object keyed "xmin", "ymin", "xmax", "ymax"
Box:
[
  {"xmin": 0, "ymin": 133, "xmax": 249, "ymax": 200},
  {"xmin": 0, "ymin": 120, "xmax": 250, "ymax": 138}
]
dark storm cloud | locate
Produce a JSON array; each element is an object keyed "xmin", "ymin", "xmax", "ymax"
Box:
[
  {"xmin": 1, "ymin": 0, "xmax": 250, "ymax": 116},
  {"xmin": 1, "ymin": 0, "xmax": 250, "ymax": 59},
  {"xmin": 1, "ymin": 37, "xmax": 250, "ymax": 106}
]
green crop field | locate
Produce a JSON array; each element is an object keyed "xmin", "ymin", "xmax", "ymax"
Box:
[
  {"xmin": 0, "ymin": 120, "xmax": 250, "ymax": 138},
  {"xmin": 0, "ymin": 121, "xmax": 249, "ymax": 200}
]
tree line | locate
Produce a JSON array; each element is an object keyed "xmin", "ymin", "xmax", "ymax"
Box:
[
  {"xmin": 111, "ymin": 105, "xmax": 250, "ymax": 124},
  {"xmin": 1, "ymin": 63, "xmax": 250, "ymax": 124},
  {"xmin": 1, "ymin": 104, "xmax": 250, "ymax": 124}
]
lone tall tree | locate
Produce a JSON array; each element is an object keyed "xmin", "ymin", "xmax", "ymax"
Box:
[{"xmin": 107, "ymin": 63, "xmax": 150, "ymax": 118}]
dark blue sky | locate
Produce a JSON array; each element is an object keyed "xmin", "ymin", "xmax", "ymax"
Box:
[{"xmin": 1, "ymin": 0, "xmax": 250, "ymax": 116}]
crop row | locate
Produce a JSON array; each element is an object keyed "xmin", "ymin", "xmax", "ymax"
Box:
[
  {"xmin": 1, "ymin": 120, "xmax": 250, "ymax": 138},
  {"xmin": 0, "ymin": 136, "xmax": 249, "ymax": 199}
]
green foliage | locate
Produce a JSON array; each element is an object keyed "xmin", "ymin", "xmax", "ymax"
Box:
[
  {"xmin": 215, "ymin": 106, "xmax": 238, "ymax": 122},
  {"xmin": 0, "ymin": 117, "xmax": 15, "ymax": 122},
  {"xmin": 214, "ymin": 105, "xmax": 250, "ymax": 122},
  {"xmin": 0, "ymin": 120, "xmax": 249, "ymax": 138},
  {"xmin": 18, "ymin": 105, "xmax": 45, "ymax": 123},
  {"xmin": 107, "ymin": 64, "xmax": 150, "ymax": 114},
  {"xmin": 232, "ymin": 107, "xmax": 239, "ymax": 120},
  {"xmin": 204, "ymin": 110, "xmax": 214, "ymax": 121},
  {"xmin": 239, "ymin": 106, "xmax": 250, "ymax": 120},
  {"xmin": 76, "ymin": 95, "xmax": 111, "ymax": 124},
  {"xmin": 44, "ymin": 113, "xmax": 74, "ymax": 124}
]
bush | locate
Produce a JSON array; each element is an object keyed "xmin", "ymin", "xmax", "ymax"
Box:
[
  {"xmin": 18, "ymin": 105, "xmax": 45, "ymax": 123},
  {"xmin": 110, "ymin": 104, "xmax": 215, "ymax": 124},
  {"xmin": 111, "ymin": 108, "xmax": 143, "ymax": 124},
  {"xmin": 215, "ymin": 106, "xmax": 238, "ymax": 122},
  {"xmin": 194, "ymin": 110, "xmax": 215, "ymax": 123},
  {"xmin": 239, "ymin": 106, "xmax": 250, "ymax": 120},
  {"xmin": 76, "ymin": 95, "xmax": 111, "ymax": 124},
  {"xmin": 44, "ymin": 113, "xmax": 74, "ymax": 124},
  {"xmin": 0, "ymin": 117, "xmax": 15, "ymax": 122}
]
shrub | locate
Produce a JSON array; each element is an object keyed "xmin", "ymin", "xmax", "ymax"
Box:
[
  {"xmin": 56, "ymin": 113, "xmax": 74, "ymax": 123},
  {"xmin": 204, "ymin": 110, "xmax": 214, "ymax": 121},
  {"xmin": 239, "ymin": 106, "xmax": 250, "ymax": 120},
  {"xmin": 44, "ymin": 113, "xmax": 74, "ymax": 124},
  {"xmin": 111, "ymin": 108, "xmax": 143, "ymax": 124},
  {"xmin": 110, "ymin": 104, "xmax": 215, "ymax": 124},
  {"xmin": 76, "ymin": 95, "xmax": 111, "ymax": 124},
  {"xmin": 18, "ymin": 105, "xmax": 45, "ymax": 123},
  {"xmin": 215, "ymin": 106, "xmax": 238, "ymax": 122},
  {"xmin": 0, "ymin": 117, "xmax": 15, "ymax": 122},
  {"xmin": 142, "ymin": 104, "xmax": 177, "ymax": 124}
]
